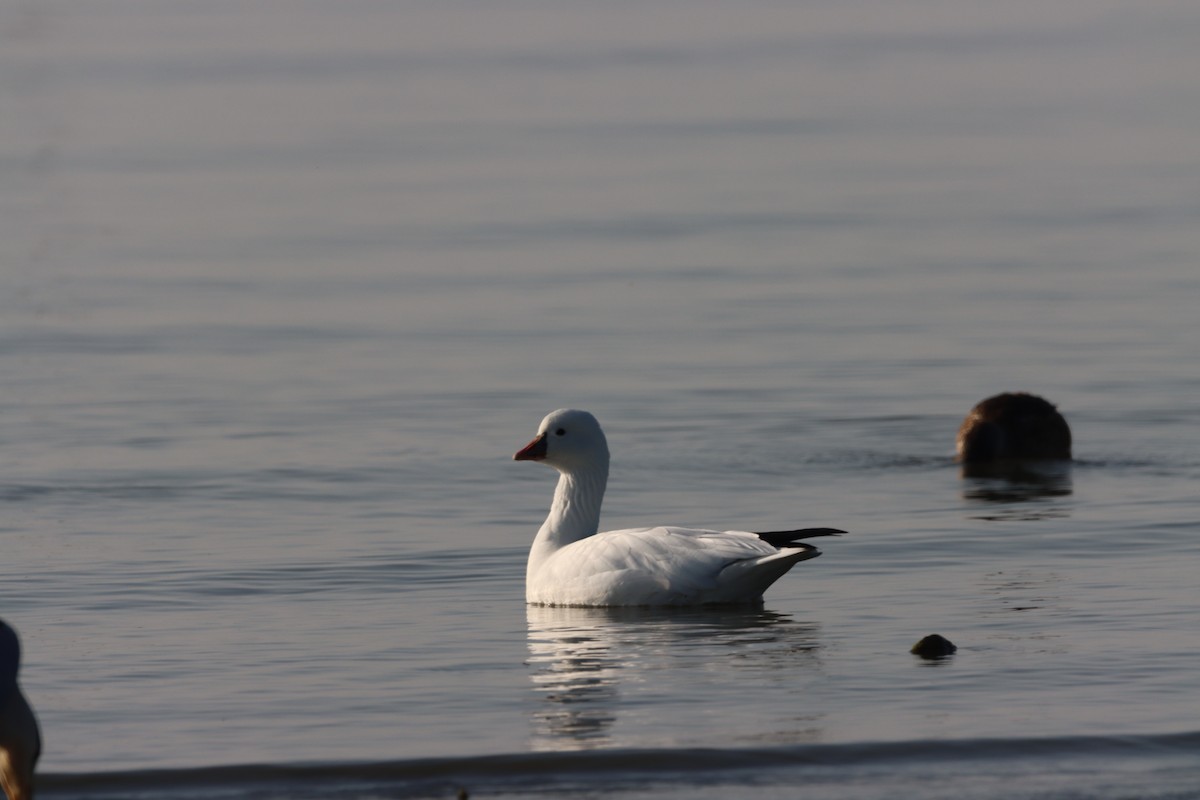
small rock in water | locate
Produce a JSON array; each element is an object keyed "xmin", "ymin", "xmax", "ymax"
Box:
[{"xmin": 911, "ymin": 634, "xmax": 957, "ymax": 659}]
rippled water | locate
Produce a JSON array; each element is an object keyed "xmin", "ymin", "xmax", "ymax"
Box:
[{"xmin": 3, "ymin": 1, "xmax": 1200, "ymax": 797}]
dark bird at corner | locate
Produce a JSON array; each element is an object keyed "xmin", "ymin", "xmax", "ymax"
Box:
[{"xmin": 0, "ymin": 620, "xmax": 40, "ymax": 800}]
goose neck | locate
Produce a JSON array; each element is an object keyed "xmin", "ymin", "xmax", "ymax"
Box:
[{"xmin": 541, "ymin": 463, "xmax": 608, "ymax": 548}]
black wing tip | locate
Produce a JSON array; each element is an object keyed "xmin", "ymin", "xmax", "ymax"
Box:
[
  {"xmin": 755, "ymin": 527, "xmax": 846, "ymax": 538},
  {"xmin": 753, "ymin": 527, "xmax": 846, "ymax": 547}
]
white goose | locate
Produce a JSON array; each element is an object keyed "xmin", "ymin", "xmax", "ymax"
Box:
[{"xmin": 514, "ymin": 409, "xmax": 843, "ymax": 607}]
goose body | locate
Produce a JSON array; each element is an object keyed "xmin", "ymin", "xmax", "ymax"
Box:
[
  {"xmin": 514, "ymin": 409, "xmax": 841, "ymax": 607},
  {"xmin": 0, "ymin": 620, "xmax": 40, "ymax": 800}
]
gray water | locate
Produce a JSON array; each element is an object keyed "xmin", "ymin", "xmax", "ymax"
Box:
[{"xmin": 2, "ymin": 1, "xmax": 1199, "ymax": 797}]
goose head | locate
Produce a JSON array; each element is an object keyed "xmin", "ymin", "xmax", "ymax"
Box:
[{"xmin": 514, "ymin": 408, "xmax": 609, "ymax": 474}]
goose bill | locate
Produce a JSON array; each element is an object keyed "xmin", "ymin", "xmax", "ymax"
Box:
[{"xmin": 514, "ymin": 432, "xmax": 548, "ymax": 461}]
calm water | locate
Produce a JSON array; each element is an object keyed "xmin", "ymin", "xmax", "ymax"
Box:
[{"xmin": 2, "ymin": 1, "xmax": 1199, "ymax": 797}]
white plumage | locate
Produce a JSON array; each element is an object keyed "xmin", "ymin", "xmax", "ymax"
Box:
[{"xmin": 514, "ymin": 409, "xmax": 841, "ymax": 607}]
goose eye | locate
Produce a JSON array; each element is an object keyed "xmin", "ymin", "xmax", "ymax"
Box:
[{"xmin": 555, "ymin": 428, "xmax": 566, "ymax": 436}]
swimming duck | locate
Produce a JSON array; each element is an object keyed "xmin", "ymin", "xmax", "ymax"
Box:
[{"xmin": 956, "ymin": 392, "xmax": 1071, "ymax": 462}]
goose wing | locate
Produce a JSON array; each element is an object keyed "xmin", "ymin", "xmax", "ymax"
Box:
[{"xmin": 533, "ymin": 527, "xmax": 815, "ymax": 605}]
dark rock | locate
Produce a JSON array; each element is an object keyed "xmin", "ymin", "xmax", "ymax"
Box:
[{"xmin": 911, "ymin": 634, "xmax": 957, "ymax": 659}]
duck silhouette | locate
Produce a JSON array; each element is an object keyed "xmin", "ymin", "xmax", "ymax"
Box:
[
  {"xmin": 957, "ymin": 392, "xmax": 1071, "ymax": 463},
  {"xmin": 0, "ymin": 620, "xmax": 40, "ymax": 800}
]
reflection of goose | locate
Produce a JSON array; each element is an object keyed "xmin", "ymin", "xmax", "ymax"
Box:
[
  {"xmin": 515, "ymin": 409, "xmax": 843, "ymax": 607},
  {"xmin": 526, "ymin": 607, "xmax": 621, "ymax": 748},
  {"xmin": 526, "ymin": 605, "xmax": 821, "ymax": 750},
  {"xmin": 956, "ymin": 393, "xmax": 1072, "ymax": 463},
  {"xmin": 0, "ymin": 620, "xmax": 40, "ymax": 800}
]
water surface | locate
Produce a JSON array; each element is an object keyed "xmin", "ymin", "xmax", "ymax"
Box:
[{"xmin": 2, "ymin": 1, "xmax": 1199, "ymax": 797}]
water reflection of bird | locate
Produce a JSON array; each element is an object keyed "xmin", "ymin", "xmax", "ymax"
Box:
[
  {"xmin": 956, "ymin": 393, "xmax": 1072, "ymax": 464},
  {"xmin": 526, "ymin": 607, "xmax": 622, "ymax": 748},
  {"xmin": 525, "ymin": 605, "xmax": 821, "ymax": 750},
  {"xmin": 515, "ymin": 409, "xmax": 843, "ymax": 607},
  {"xmin": 0, "ymin": 620, "xmax": 40, "ymax": 800}
]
